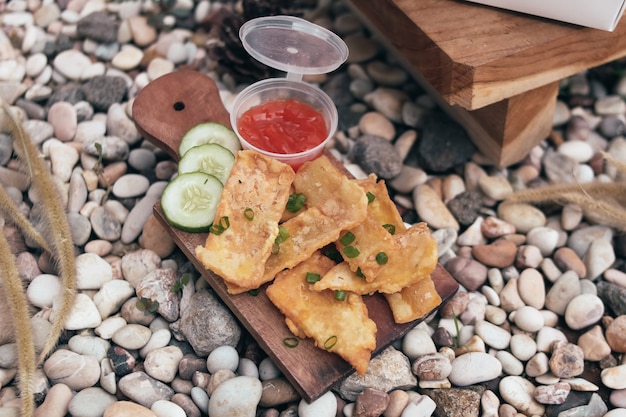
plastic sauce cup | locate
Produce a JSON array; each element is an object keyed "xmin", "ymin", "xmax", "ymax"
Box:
[
  {"xmin": 230, "ymin": 78, "xmax": 338, "ymax": 170},
  {"xmin": 228, "ymin": 15, "xmax": 348, "ymax": 170}
]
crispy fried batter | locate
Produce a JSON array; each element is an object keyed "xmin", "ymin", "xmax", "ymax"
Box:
[
  {"xmin": 195, "ymin": 151, "xmax": 295, "ymax": 293},
  {"xmin": 384, "ymin": 275, "xmax": 442, "ymax": 324},
  {"xmin": 266, "ymin": 251, "xmax": 377, "ymax": 376},
  {"xmin": 262, "ymin": 156, "xmax": 369, "ymax": 281},
  {"xmin": 314, "ymin": 223, "xmax": 438, "ymax": 294},
  {"xmin": 334, "ymin": 175, "xmax": 407, "ymax": 281},
  {"xmin": 356, "ymin": 175, "xmax": 405, "ymax": 231}
]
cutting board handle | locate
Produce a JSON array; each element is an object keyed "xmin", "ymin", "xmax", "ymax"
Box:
[{"xmin": 132, "ymin": 70, "xmax": 232, "ymax": 161}]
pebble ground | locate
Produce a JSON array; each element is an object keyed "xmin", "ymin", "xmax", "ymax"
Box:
[{"xmin": 1, "ymin": 0, "xmax": 626, "ymax": 417}]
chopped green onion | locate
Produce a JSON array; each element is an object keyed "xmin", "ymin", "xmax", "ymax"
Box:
[
  {"xmin": 376, "ymin": 252, "xmax": 389, "ymax": 265},
  {"xmin": 248, "ymin": 288, "xmax": 260, "ymax": 296},
  {"xmin": 272, "ymin": 226, "xmax": 290, "ymax": 255},
  {"xmin": 383, "ymin": 223, "xmax": 396, "ymax": 235},
  {"xmin": 366, "ymin": 191, "xmax": 376, "ymax": 204},
  {"xmin": 283, "ymin": 337, "xmax": 299, "ymax": 348},
  {"xmin": 342, "ymin": 245, "xmax": 360, "ymax": 258},
  {"xmin": 286, "ymin": 193, "xmax": 306, "ymax": 213},
  {"xmin": 339, "ymin": 231, "xmax": 355, "ymax": 246},
  {"xmin": 244, "ymin": 207, "xmax": 254, "ymax": 221},
  {"xmin": 334, "ymin": 290, "xmax": 347, "ymax": 301},
  {"xmin": 306, "ymin": 272, "xmax": 321, "ymax": 283},
  {"xmin": 324, "ymin": 335, "xmax": 338, "ymax": 350},
  {"xmin": 275, "ymin": 226, "xmax": 290, "ymax": 245},
  {"xmin": 209, "ymin": 216, "xmax": 230, "ymax": 234},
  {"xmin": 356, "ymin": 267, "xmax": 365, "ymax": 279}
]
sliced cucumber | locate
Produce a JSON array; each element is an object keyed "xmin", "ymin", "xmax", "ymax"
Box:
[
  {"xmin": 179, "ymin": 122, "xmax": 241, "ymax": 157},
  {"xmin": 177, "ymin": 143, "xmax": 235, "ymax": 185},
  {"xmin": 161, "ymin": 172, "xmax": 223, "ymax": 233}
]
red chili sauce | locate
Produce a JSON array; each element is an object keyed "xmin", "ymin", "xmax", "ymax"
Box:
[{"xmin": 237, "ymin": 99, "xmax": 328, "ymax": 154}]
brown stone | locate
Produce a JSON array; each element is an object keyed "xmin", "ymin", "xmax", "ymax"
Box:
[
  {"xmin": 354, "ymin": 388, "xmax": 390, "ymax": 417},
  {"xmin": 533, "ymin": 382, "xmax": 571, "ymax": 404},
  {"xmin": 578, "ymin": 325, "xmax": 612, "ymax": 361},
  {"xmin": 481, "ymin": 216, "xmax": 516, "ymax": 239},
  {"xmin": 472, "ymin": 238, "xmax": 517, "ymax": 268},
  {"xmin": 553, "ymin": 247, "xmax": 587, "ymax": 278},
  {"xmin": 439, "ymin": 291, "xmax": 471, "ymax": 319},
  {"xmin": 424, "ymin": 387, "xmax": 483, "ymax": 417},
  {"xmin": 605, "ymin": 315, "xmax": 626, "ymax": 353},
  {"xmin": 412, "ymin": 353, "xmax": 452, "ymax": 381},
  {"xmin": 384, "ymin": 390, "xmax": 409, "ymax": 417},
  {"xmin": 178, "ymin": 354, "xmax": 207, "ymax": 380},
  {"xmin": 549, "ymin": 341, "xmax": 584, "ymax": 378},
  {"xmin": 445, "ymin": 256, "xmax": 488, "ymax": 291},
  {"xmin": 259, "ymin": 377, "xmax": 301, "ymax": 408},
  {"xmin": 139, "ymin": 214, "xmax": 176, "ymax": 258},
  {"xmin": 103, "ymin": 401, "xmax": 157, "ymax": 417}
]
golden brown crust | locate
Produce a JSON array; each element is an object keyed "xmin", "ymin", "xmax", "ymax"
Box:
[
  {"xmin": 195, "ymin": 150, "xmax": 295, "ymax": 292},
  {"xmin": 266, "ymin": 251, "xmax": 376, "ymax": 375}
]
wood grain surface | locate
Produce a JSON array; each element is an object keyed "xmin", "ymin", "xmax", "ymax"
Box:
[
  {"xmin": 349, "ymin": 0, "xmax": 626, "ymax": 110},
  {"xmin": 133, "ymin": 70, "xmax": 459, "ymax": 402}
]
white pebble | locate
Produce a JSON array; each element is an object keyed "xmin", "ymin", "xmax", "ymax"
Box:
[
  {"xmin": 27, "ymin": 274, "xmax": 61, "ymax": 308},
  {"xmin": 112, "ymin": 174, "xmax": 150, "ymax": 198},
  {"xmin": 258, "ymin": 357, "xmax": 281, "ymax": 381},
  {"xmin": 564, "ymin": 293, "xmax": 604, "ymax": 330},
  {"xmin": 144, "ymin": 346, "xmax": 183, "ymax": 383},
  {"xmin": 237, "ymin": 358, "xmax": 259, "ymax": 378},
  {"xmin": 95, "ymin": 316, "xmax": 128, "ymax": 340},
  {"xmin": 474, "ymin": 320, "xmax": 511, "ymax": 349},
  {"xmin": 111, "ymin": 324, "xmax": 152, "ymax": 350},
  {"xmin": 402, "ymin": 328, "xmax": 437, "ymax": 360},
  {"xmin": 448, "ymin": 352, "xmax": 502, "ymax": 386},
  {"xmin": 151, "ymin": 400, "xmax": 186, "ymax": 417},
  {"xmin": 583, "ymin": 238, "xmax": 616, "ymax": 280},
  {"xmin": 209, "ymin": 376, "xmax": 263, "ymax": 417},
  {"xmin": 93, "ymin": 279, "xmax": 134, "ymax": 319},
  {"xmin": 63, "ymin": 293, "xmax": 102, "ymax": 330},
  {"xmin": 512, "ymin": 306, "xmax": 544, "ymax": 333},
  {"xmin": 496, "ymin": 350, "xmax": 524, "ymax": 376},
  {"xmin": 509, "ymin": 334, "xmax": 537, "ymax": 361},
  {"xmin": 207, "ymin": 345, "xmax": 239, "ymax": 373},
  {"xmin": 140, "ymin": 328, "xmax": 172, "ymax": 358},
  {"xmin": 299, "ymin": 391, "xmax": 337, "ymax": 417},
  {"xmin": 75, "ymin": 252, "xmax": 113, "ymax": 290},
  {"xmin": 499, "ymin": 376, "xmax": 545, "ymax": 416},
  {"xmin": 558, "ymin": 140, "xmax": 594, "ymax": 162},
  {"xmin": 190, "ymin": 386, "xmax": 209, "ymax": 411},
  {"xmin": 53, "ymin": 49, "xmax": 91, "ymax": 80}
]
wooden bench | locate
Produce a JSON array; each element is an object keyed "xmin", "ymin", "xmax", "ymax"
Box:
[{"xmin": 348, "ymin": 0, "xmax": 626, "ymax": 167}]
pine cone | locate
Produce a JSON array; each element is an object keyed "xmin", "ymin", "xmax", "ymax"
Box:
[{"xmin": 202, "ymin": 0, "xmax": 314, "ymax": 84}]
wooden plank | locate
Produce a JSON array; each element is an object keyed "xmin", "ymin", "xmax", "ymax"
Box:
[
  {"xmin": 133, "ymin": 70, "xmax": 459, "ymax": 402},
  {"xmin": 460, "ymin": 81, "xmax": 559, "ymax": 167},
  {"xmin": 152, "ymin": 201, "xmax": 458, "ymax": 402},
  {"xmin": 349, "ymin": 0, "xmax": 626, "ymax": 110}
]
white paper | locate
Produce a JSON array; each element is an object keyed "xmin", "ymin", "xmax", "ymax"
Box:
[{"xmin": 465, "ymin": 0, "xmax": 626, "ymax": 31}]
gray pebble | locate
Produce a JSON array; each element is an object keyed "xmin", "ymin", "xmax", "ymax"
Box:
[
  {"xmin": 68, "ymin": 212, "xmax": 92, "ymax": 246},
  {"xmin": 350, "ymin": 135, "xmax": 402, "ymax": 179},
  {"xmin": 83, "ymin": 136, "xmax": 129, "ymax": 161},
  {"xmin": 128, "ymin": 148, "xmax": 157, "ymax": 172},
  {"xmin": 90, "ymin": 206, "xmax": 122, "ymax": 241}
]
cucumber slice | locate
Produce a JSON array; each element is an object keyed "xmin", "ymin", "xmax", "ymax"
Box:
[
  {"xmin": 179, "ymin": 122, "xmax": 241, "ymax": 157},
  {"xmin": 177, "ymin": 143, "xmax": 235, "ymax": 185},
  {"xmin": 161, "ymin": 172, "xmax": 223, "ymax": 232}
]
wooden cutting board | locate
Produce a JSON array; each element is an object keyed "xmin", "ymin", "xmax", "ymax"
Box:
[{"xmin": 132, "ymin": 70, "xmax": 459, "ymax": 402}]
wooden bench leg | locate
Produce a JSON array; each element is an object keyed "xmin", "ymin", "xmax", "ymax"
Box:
[{"xmin": 455, "ymin": 82, "xmax": 559, "ymax": 168}]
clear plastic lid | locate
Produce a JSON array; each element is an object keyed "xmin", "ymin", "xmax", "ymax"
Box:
[{"xmin": 239, "ymin": 15, "xmax": 349, "ymax": 82}]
